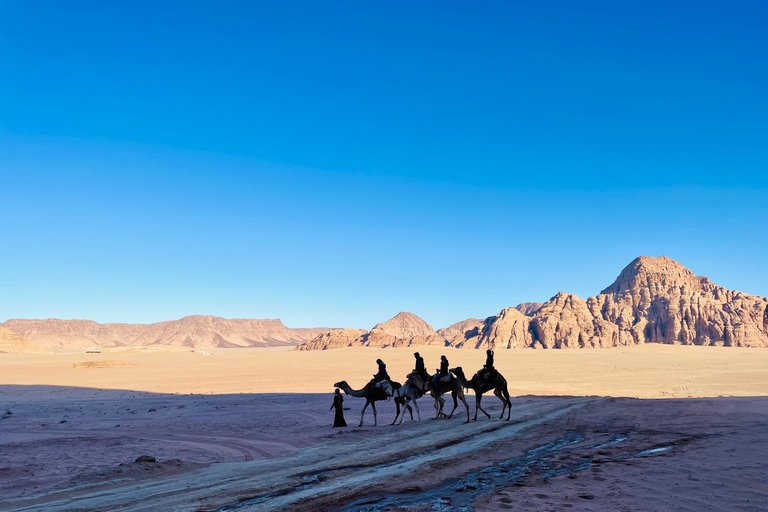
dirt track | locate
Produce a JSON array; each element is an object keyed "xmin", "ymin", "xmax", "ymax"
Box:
[{"xmin": 3, "ymin": 393, "xmax": 766, "ymax": 512}]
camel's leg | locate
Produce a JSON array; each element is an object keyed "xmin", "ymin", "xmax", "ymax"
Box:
[
  {"xmin": 398, "ymin": 398, "xmax": 410, "ymax": 425},
  {"xmin": 493, "ymin": 388, "xmax": 507, "ymax": 419},
  {"xmin": 414, "ymin": 398, "xmax": 421, "ymax": 421},
  {"xmin": 371, "ymin": 401, "xmax": 378, "ymax": 426},
  {"xmin": 478, "ymin": 392, "xmax": 491, "ymax": 419},
  {"xmin": 392, "ymin": 399, "xmax": 401, "ymax": 426},
  {"xmin": 359, "ymin": 400, "xmax": 370, "ymax": 427},
  {"xmin": 433, "ymin": 395, "xmax": 442, "ymax": 419},
  {"xmin": 434, "ymin": 395, "xmax": 447, "ymax": 418},
  {"xmin": 446, "ymin": 391, "xmax": 458, "ymax": 419},
  {"xmin": 503, "ymin": 386, "xmax": 512, "ymax": 420},
  {"xmin": 475, "ymin": 392, "xmax": 490, "ymax": 420},
  {"xmin": 407, "ymin": 403, "xmax": 414, "ymax": 420},
  {"xmin": 460, "ymin": 391, "xmax": 471, "ymax": 423}
]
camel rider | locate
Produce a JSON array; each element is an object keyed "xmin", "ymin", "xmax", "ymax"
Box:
[
  {"xmin": 372, "ymin": 359, "xmax": 390, "ymax": 385},
  {"xmin": 433, "ymin": 355, "xmax": 450, "ymax": 389},
  {"xmin": 482, "ymin": 348, "xmax": 497, "ymax": 380},
  {"xmin": 414, "ymin": 352, "xmax": 429, "ymax": 381}
]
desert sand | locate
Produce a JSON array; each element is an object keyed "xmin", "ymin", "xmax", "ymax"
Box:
[{"xmin": 1, "ymin": 345, "xmax": 767, "ymax": 511}]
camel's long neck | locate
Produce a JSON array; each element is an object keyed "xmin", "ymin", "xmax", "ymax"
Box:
[
  {"xmin": 341, "ymin": 384, "xmax": 367, "ymax": 397},
  {"xmin": 456, "ymin": 374, "xmax": 470, "ymax": 388}
]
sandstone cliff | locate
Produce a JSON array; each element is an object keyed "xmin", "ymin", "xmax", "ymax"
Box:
[
  {"xmin": 293, "ymin": 328, "xmax": 368, "ymax": 351},
  {"xmin": 297, "ymin": 256, "xmax": 768, "ymax": 351},
  {"xmin": 437, "ymin": 318, "xmax": 485, "ymax": 344},
  {"xmin": 465, "ymin": 256, "xmax": 768, "ymax": 349},
  {"xmin": 0, "ymin": 316, "xmax": 332, "ymax": 351},
  {"xmin": 515, "ymin": 302, "xmax": 543, "ymax": 316}
]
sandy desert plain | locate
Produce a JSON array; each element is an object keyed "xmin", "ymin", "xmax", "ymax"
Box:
[{"xmin": 1, "ymin": 344, "xmax": 767, "ymax": 512}]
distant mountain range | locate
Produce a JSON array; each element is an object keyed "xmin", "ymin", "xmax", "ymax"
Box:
[
  {"xmin": 297, "ymin": 256, "xmax": 768, "ymax": 350},
  {"xmin": 0, "ymin": 316, "xmax": 332, "ymax": 352},
  {"xmin": 3, "ymin": 256, "xmax": 767, "ymax": 353}
]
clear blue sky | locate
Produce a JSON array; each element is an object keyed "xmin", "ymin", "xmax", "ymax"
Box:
[{"xmin": 1, "ymin": 1, "xmax": 766, "ymax": 329}]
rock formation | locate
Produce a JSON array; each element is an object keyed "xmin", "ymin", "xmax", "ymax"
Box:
[
  {"xmin": 437, "ymin": 318, "xmax": 485, "ymax": 341},
  {"xmin": 464, "ymin": 256, "xmax": 768, "ymax": 349},
  {"xmin": 0, "ymin": 327, "xmax": 50, "ymax": 353},
  {"xmin": 298, "ymin": 256, "xmax": 768, "ymax": 350},
  {"xmin": 370, "ymin": 312, "xmax": 437, "ymax": 339},
  {"xmin": 515, "ymin": 302, "xmax": 543, "ymax": 316},
  {"xmin": 294, "ymin": 328, "xmax": 368, "ymax": 351},
  {"xmin": 0, "ymin": 316, "xmax": 332, "ymax": 351},
  {"xmin": 296, "ymin": 312, "xmax": 449, "ymax": 351}
]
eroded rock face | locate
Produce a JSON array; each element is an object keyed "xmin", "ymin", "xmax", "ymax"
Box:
[
  {"xmin": 515, "ymin": 302, "xmax": 544, "ymax": 316},
  {"xmin": 291, "ymin": 256, "xmax": 768, "ymax": 351},
  {"xmin": 472, "ymin": 256, "xmax": 768, "ymax": 349},
  {"xmin": 437, "ymin": 318, "xmax": 485, "ymax": 346},
  {"xmin": 294, "ymin": 329, "xmax": 367, "ymax": 351}
]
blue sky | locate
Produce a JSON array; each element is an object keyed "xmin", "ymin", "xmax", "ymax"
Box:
[{"xmin": 1, "ymin": 1, "xmax": 766, "ymax": 329}]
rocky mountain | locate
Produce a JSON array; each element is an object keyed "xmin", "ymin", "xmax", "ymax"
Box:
[
  {"xmin": 297, "ymin": 256, "xmax": 768, "ymax": 351},
  {"xmin": 294, "ymin": 328, "xmax": 369, "ymax": 351},
  {"xmin": 435, "ymin": 304, "xmax": 543, "ymax": 346},
  {"xmin": 296, "ymin": 312, "xmax": 448, "ymax": 351},
  {"xmin": 437, "ymin": 318, "xmax": 485, "ymax": 342},
  {"xmin": 0, "ymin": 316, "xmax": 332, "ymax": 351},
  {"xmin": 370, "ymin": 312, "xmax": 437, "ymax": 339},
  {"xmin": 515, "ymin": 302, "xmax": 543, "ymax": 316},
  {"xmin": 459, "ymin": 256, "xmax": 768, "ymax": 349},
  {"xmin": 0, "ymin": 327, "xmax": 50, "ymax": 353}
]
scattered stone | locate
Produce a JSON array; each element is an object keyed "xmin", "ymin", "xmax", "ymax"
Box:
[{"xmin": 135, "ymin": 455, "xmax": 157, "ymax": 463}]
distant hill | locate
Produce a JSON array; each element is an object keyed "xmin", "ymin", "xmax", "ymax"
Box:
[
  {"xmin": 0, "ymin": 327, "xmax": 50, "ymax": 353},
  {"xmin": 297, "ymin": 256, "xmax": 768, "ymax": 350},
  {"xmin": 0, "ymin": 316, "xmax": 332, "ymax": 351},
  {"xmin": 296, "ymin": 312, "xmax": 447, "ymax": 351}
]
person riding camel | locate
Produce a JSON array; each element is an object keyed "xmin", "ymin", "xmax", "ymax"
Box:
[
  {"xmin": 413, "ymin": 352, "xmax": 429, "ymax": 382},
  {"xmin": 371, "ymin": 359, "xmax": 391, "ymax": 393},
  {"xmin": 432, "ymin": 355, "xmax": 450, "ymax": 389},
  {"xmin": 481, "ymin": 348, "xmax": 497, "ymax": 381}
]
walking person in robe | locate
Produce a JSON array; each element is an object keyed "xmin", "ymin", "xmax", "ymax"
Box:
[{"xmin": 330, "ymin": 388, "xmax": 347, "ymax": 427}]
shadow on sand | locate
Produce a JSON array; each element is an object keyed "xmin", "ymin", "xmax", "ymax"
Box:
[{"xmin": 1, "ymin": 386, "xmax": 766, "ymax": 511}]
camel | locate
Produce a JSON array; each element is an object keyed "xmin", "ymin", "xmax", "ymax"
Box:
[
  {"xmin": 451, "ymin": 366, "xmax": 513, "ymax": 421},
  {"xmin": 333, "ymin": 380, "xmax": 412, "ymax": 426},
  {"xmin": 427, "ymin": 372, "xmax": 470, "ymax": 423},
  {"xmin": 390, "ymin": 372, "xmax": 445, "ymax": 425}
]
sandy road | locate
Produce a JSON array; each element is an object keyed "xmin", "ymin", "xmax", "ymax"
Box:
[
  {"xmin": 2, "ymin": 396, "xmax": 590, "ymax": 511},
  {"xmin": 2, "ymin": 394, "xmax": 767, "ymax": 511}
]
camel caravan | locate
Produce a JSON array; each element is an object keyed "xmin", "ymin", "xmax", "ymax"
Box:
[{"xmin": 332, "ymin": 349, "xmax": 513, "ymax": 427}]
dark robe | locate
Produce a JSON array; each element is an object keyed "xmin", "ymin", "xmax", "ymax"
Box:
[
  {"xmin": 414, "ymin": 355, "xmax": 428, "ymax": 379},
  {"xmin": 485, "ymin": 350, "xmax": 495, "ymax": 370},
  {"xmin": 331, "ymin": 394, "xmax": 346, "ymax": 427},
  {"xmin": 372, "ymin": 362, "xmax": 390, "ymax": 383},
  {"xmin": 439, "ymin": 358, "xmax": 449, "ymax": 375}
]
